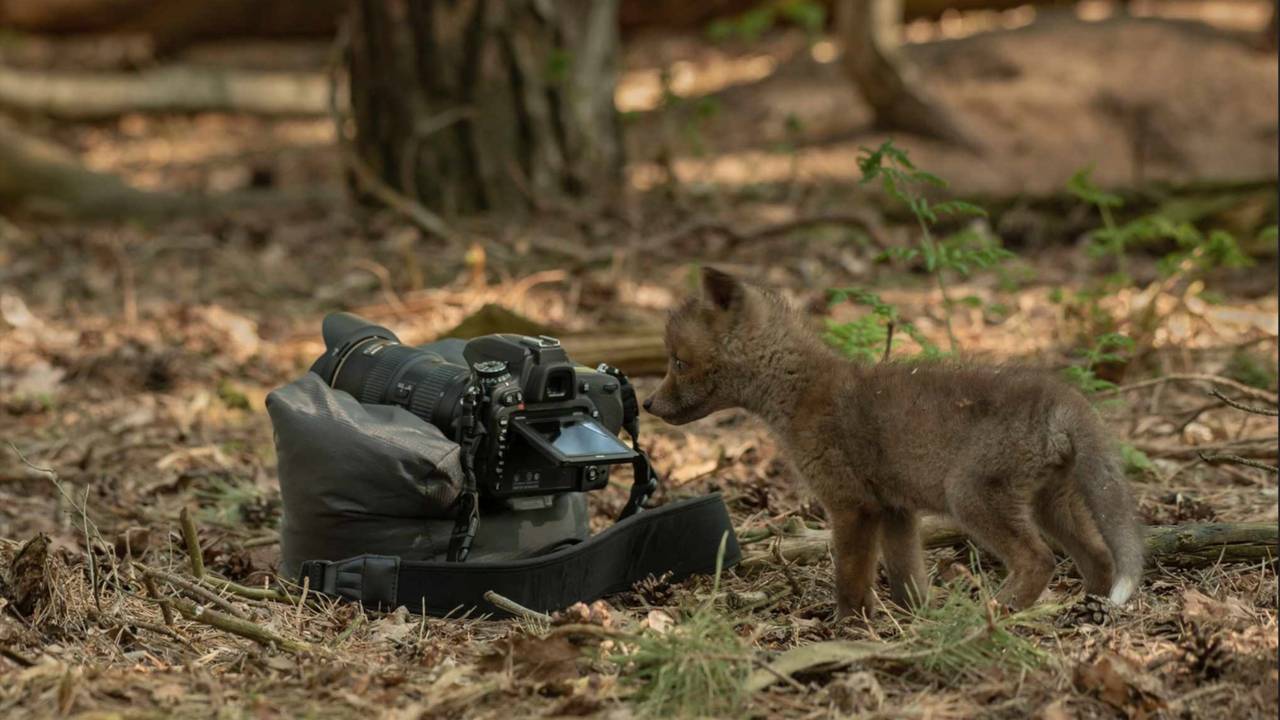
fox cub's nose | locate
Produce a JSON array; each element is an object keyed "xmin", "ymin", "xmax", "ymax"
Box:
[{"xmin": 642, "ymin": 397, "xmax": 654, "ymax": 412}]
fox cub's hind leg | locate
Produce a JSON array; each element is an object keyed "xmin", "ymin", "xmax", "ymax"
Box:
[
  {"xmin": 880, "ymin": 510, "xmax": 929, "ymax": 608},
  {"xmin": 828, "ymin": 507, "xmax": 882, "ymax": 619},
  {"xmin": 945, "ymin": 471, "xmax": 1055, "ymax": 610}
]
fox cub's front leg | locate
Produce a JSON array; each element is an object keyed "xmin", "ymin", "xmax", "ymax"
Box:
[{"xmin": 828, "ymin": 507, "xmax": 882, "ymax": 619}]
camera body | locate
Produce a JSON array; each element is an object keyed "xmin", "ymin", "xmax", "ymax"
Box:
[{"xmin": 309, "ymin": 313, "xmax": 637, "ymax": 501}]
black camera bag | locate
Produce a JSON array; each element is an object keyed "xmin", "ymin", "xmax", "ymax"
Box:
[{"xmin": 267, "ymin": 373, "xmax": 740, "ymax": 617}]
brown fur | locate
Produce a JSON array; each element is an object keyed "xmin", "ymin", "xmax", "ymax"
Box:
[{"xmin": 644, "ymin": 268, "xmax": 1144, "ymax": 617}]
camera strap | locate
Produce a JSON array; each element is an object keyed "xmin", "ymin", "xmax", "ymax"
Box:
[
  {"xmin": 298, "ymin": 493, "xmax": 740, "ymax": 617},
  {"xmin": 447, "ymin": 386, "xmax": 483, "ymax": 562},
  {"xmin": 599, "ymin": 364, "xmax": 659, "ymax": 520}
]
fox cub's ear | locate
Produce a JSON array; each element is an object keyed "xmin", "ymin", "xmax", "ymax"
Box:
[{"xmin": 701, "ymin": 266, "xmax": 744, "ymax": 312}]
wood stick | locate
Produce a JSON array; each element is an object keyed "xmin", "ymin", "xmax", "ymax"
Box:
[
  {"xmin": 1133, "ymin": 439, "xmax": 1276, "ymax": 461},
  {"xmin": 739, "ymin": 521, "xmax": 1276, "ymax": 571},
  {"xmin": 1209, "ymin": 389, "xmax": 1279, "ymax": 417},
  {"xmin": 142, "ymin": 566, "xmax": 244, "ymax": 619},
  {"xmin": 1199, "ymin": 452, "xmax": 1279, "ymax": 475},
  {"xmin": 179, "ymin": 506, "xmax": 205, "ymax": 580},
  {"xmin": 483, "ymin": 590, "xmax": 552, "ymax": 622},
  {"xmin": 168, "ymin": 597, "xmax": 320, "ymax": 655},
  {"xmin": 142, "ymin": 574, "xmax": 174, "ymax": 627},
  {"xmin": 201, "ymin": 574, "xmax": 293, "ymax": 603},
  {"xmin": 1095, "ymin": 374, "xmax": 1278, "ymax": 405}
]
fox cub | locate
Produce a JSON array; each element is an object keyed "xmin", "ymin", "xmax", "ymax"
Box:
[{"xmin": 644, "ymin": 267, "xmax": 1143, "ymax": 618}]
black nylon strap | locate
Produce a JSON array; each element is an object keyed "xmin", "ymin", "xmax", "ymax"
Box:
[{"xmin": 298, "ymin": 493, "xmax": 739, "ymax": 616}]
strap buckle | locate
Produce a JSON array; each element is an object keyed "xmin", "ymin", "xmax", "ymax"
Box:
[{"xmin": 298, "ymin": 555, "xmax": 401, "ymax": 608}]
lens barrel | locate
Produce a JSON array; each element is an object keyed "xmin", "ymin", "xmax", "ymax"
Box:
[{"xmin": 329, "ymin": 336, "xmax": 472, "ymax": 431}]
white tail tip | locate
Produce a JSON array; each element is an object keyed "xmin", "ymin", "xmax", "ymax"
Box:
[{"xmin": 1109, "ymin": 576, "xmax": 1138, "ymax": 605}]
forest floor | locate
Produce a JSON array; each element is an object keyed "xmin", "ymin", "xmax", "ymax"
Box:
[{"xmin": 1, "ymin": 8, "xmax": 1278, "ymax": 719}]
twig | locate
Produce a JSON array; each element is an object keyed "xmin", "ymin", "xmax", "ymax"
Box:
[
  {"xmin": 90, "ymin": 610, "xmax": 185, "ymax": 643},
  {"xmin": 753, "ymin": 656, "xmax": 808, "ymax": 692},
  {"xmin": 142, "ymin": 574, "xmax": 174, "ymax": 627},
  {"xmin": 0, "ymin": 646, "xmax": 37, "ymax": 668},
  {"xmin": 882, "ymin": 321, "xmax": 896, "ymax": 363},
  {"xmin": 200, "ymin": 574, "xmax": 292, "ymax": 603},
  {"xmin": 1198, "ymin": 452, "xmax": 1279, "ymax": 475},
  {"xmin": 179, "ymin": 506, "xmax": 205, "ymax": 580},
  {"xmin": 168, "ymin": 596, "xmax": 320, "ymax": 655},
  {"xmin": 142, "ymin": 566, "xmax": 245, "ymax": 619},
  {"xmin": 1096, "ymin": 374, "xmax": 1277, "ymax": 404},
  {"xmin": 1132, "ymin": 438, "xmax": 1276, "ymax": 460},
  {"xmin": 483, "ymin": 590, "xmax": 552, "ymax": 622},
  {"xmin": 770, "ymin": 527, "xmax": 805, "ymax": 598},
  {"xmin": 1209, "ymin": 389, "xmax": 1279, "ymax": 417}
]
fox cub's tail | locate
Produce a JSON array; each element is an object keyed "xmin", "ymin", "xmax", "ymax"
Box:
[{"xmin": 1075, "ymin": 440, "xmax": 1144, "ymax": 605}]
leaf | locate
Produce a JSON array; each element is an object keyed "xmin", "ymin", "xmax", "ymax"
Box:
[
  {"xmin": 746, "ymin": 640, "xmax": 899, "ymax": 692},
  {"xmin": 477, "ymin": 633, "xmax": 584, "ymax": 686},
  {"xmin": 1120, "ymin": 444, "xmax": 1154, "ymax": 475},
  {"xmin": 933, "ymin": 200, "xmax": 988, "ymax": 218},
  {"xmin": 1066, "ymin": 166, "xmax": 1123, "ymax": 208},
  {"xmin": 1072, "ymin": 652, "xmax": 1165, "ymax": 719}
]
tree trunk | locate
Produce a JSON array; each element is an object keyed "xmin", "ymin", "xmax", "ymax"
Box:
[
  {"xmin": 346, "ymin": 0, "xmax": 623, "ymax": 218},
  {"xmin": 835, "ymin": 0, "xmax": 975, "ymax": 147}
]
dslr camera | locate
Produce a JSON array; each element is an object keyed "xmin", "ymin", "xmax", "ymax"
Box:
[{"xmin": 309, "ymin": 313, "xmax": 658, "ymax": 559}]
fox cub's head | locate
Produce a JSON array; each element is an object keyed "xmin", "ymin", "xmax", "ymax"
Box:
[{"xmin": 644, "ymin": 267, "xmax": 758, "ymax": 425}]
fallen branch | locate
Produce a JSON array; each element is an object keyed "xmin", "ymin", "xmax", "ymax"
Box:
[
  {"xmin": 1198, "ymin": 452, "xmax": 1279, "ymax": 475},
  {"xmin": 1096, "ymin": 374, "xmax": 1278, "ymax": 405},
  {"xmin": 483, "ymin": 590, "xmax": 552, "ymax": 623},
  {"xmin": 1132, "ymin": 438, "xmax": 1276, "ymax": 461},
  {"xmin": 174, "ymin": 508, "xmax": 292, "ymax": 602},
  {"xmin": 142, "ymin": 574, "xmax": 175, "ymax": 627},
  {"xmin": 739, "ymin": 520, "xmax": 1277, "ymax": 571},
  {"xmin": 0, "ymin": 64, "xmax": 328, "ymax": 120},
  {"xmin": 614, "ymin": 211, "xmax": 890, "ymax": 266},
  {"xmin": 167, "ymin": 596, "xmax": 320, "ymax": 655},
  {"xmin": 141, "ymin": 565, "xmax": 244, "ymax": 619},
  {"xmin": 178, "ymin": 506, "xmax": 205, "ymax": 579},
  {"xmin": 1209, "ymin": 389, "xmax": 1279, "ymax": 417},
  {"xmin": 0, "ymin": 117, "xmax": 337, "ymax": 219}
]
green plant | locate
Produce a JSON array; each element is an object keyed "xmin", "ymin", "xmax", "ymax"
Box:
[
  {"xmin": 896, "ymin": 571, "xmax": 1056, "ymax": 682},
  {"xmin": 825, "ymin": 140, "xmax": 1011, "ymax": 359},
  {"xmin": 707, "ymin": 0, "xmax": 826, "ymax": 43},
  {"xmin": 1065, "ymin": 168, "xmax": 1259, "ymax": 349},
  {"xmin": 824, "ymin": 288, "xmax": 939, "ymax": 363},
  {"xmin": 613, "ymin": 535, "xmax": 751, "ymax": 717},
  {"xmin": 1223, "ymin": 349, "xmax": 1278, "ymax": 391},
  {"xmin": 1062, "ymin": 332, "xmax": 1134, "ymax": 394},
  {"xmin": 1119, "ymin": 443, "xmax": 1156, "ymax": 477},
  {"xmin": 196, "ymin": 477, "xmax": 279, "ymax": 529}
]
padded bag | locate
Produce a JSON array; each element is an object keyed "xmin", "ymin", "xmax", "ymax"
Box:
[
  {"xmin": 268, "ymin": 373, "xmax": 587, "ymax": 579},
  {"xmin": 268, "ymin": 373, "xmax": 740, "ymax": 617}
]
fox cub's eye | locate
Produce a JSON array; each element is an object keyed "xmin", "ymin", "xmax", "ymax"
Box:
[{"xmin": 672, "ymin": 356, "xmax": 687, "ymax": 372}]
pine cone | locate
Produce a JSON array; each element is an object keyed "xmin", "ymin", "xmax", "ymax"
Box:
[
  {"xmin": 238, "ymin": 495, "xmax": 280, "ymax": 528},
  {"xmin": 1060, "ymin": 594, "xmax": 1112, "ymax": 628},
  {"xmin": 629, "ymin": 571, "xmax": 676, "ymax": 606},
  {"xmin": 1181, "ymin": 623, "xmax": 1230, "ymax": 681}
]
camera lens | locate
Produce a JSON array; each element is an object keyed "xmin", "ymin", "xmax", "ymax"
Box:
[{"xmin": 321, "ymin": 317, "xmax": 474, "ymax": 432}]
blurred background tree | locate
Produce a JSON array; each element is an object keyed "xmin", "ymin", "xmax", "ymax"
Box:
[{"xmin": 342, "ymin": 0, "xmax": 623, "ymax": 220}]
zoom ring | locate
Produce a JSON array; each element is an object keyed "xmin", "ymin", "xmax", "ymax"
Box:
[
  {"xmin": 359, "ymin": 354, "xmax": 401, "ymax": 405},
  {"xmin": 411, "ymin": 364, "xmax": 468, "ymax": 423}
]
